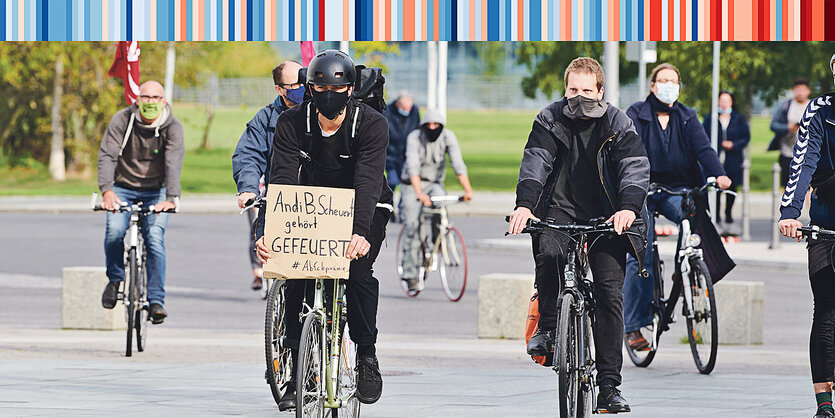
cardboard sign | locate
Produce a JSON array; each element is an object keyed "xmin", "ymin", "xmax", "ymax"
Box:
[{"xmin": 263, "ymin": 184, "xmax": 355, "ymax": 280}]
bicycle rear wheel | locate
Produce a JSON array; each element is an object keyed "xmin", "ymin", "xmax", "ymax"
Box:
[
  {"xmin": 332, "ymin": 319, "xmax": 360, "ymax": 418},
  {"xmin": 297, "ymin": 314, "xmax": 326, "ymax": 418},
  {"xmin": 438, "ymin": 226, "xmax": 467, "ymax": 302},
  {"xmin": 557, "ymin": 292, "xmax": 582, "ymax": 418},
  {"xmin": 125, "ymin": 247, "xmax": 137, "ymax": 357},
  {"xmin": 136, "ymin": 250, "xmax": 149, "ymax": 352},
  {"xmin": 395, "ymin": 225, "xmax": 424, "ymax": 298},
  {"xmin": 686, "ymin": 258, "xmax": 718, "ymax": 375},
  {"xmin": 265, "ymin": 279, "xmax": 292, "ymax": 406}
]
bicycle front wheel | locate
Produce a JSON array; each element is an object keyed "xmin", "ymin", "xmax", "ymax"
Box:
[
  {"xmin": 297, "ymin": 314, "xmax": 326, "ymax": 418},
  {"xmin": 265, "ymin": 279, "xmax": 292, "ymax": 406},
  {"xmin": 125, "ymin": 247, "xmax": 137, "ymax": 357},
  {"xmin": 686, "ymin": 258, "xmax": 718, "ymax": 375},
  {"xmin": 625, "ymin": 256, "xmax": 663, "ymax": 368},
  {"xmin": 332, "ymin": 320, "xmax": 360, "ymax": 418},
  {"xmin": 438, "ymin": 226, "xmax": 467, "ymax": 302},
  {"xmin": 557, "ymin": 292, "xmax": 582, "ymax": 418}
]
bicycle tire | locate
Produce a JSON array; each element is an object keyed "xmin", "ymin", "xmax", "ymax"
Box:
[
  {"xmin": 685, "ymin": 258, "xmax": 718, "ymax": 375},
  {"xmin": 395, "ymin": 225, "xmax": 423, "ymax": 298},
  {"xmin": 136, "ymin": 250, "xmax": 149, "ymax": 352},
  {"xmin": 297, "ymin": 313, "xmax": 326, "ymax": 418},
  {"xmin": 332, "ymin": 318, "xmax": 361, "ymax": 418},
  {"xmin": 125, "ymin": 247, "xmax": 137, "ymax": 357},
  {"xmin": 265, "ymin": 279, "xmax": 291, "ymax": 406},
  {"xmin": 625, "ymin": 255, "xmax": 663, "ymax": 368},
  {"xmin": 557, "ymin": 292, "xmax": 581, "ymax": 418},
  {"xmin": 439, "ymin": 226, "xmax": 467, "ymax": 302}
]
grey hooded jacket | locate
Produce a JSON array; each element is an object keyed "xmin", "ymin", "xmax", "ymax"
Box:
[
  {"xmin": 97, "ymin": 103, "xmax": 185, "ymax": 201},
  {"xmin": 401, "ymin": 109, "xmax": 467, "ymax": 184}
]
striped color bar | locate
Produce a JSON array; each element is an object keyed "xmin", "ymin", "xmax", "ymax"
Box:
[{"xmin": 2, "ymin": 0, "xmax": 835, "ymax": 41}]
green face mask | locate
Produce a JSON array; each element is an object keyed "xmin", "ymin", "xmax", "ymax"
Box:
[{"xmin": 138, "ymin": 101, "xmax": 163, "ymax": 120}]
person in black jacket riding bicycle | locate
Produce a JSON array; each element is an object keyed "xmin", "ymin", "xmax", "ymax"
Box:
[
  {"xmin": 254, "ymin": 50, "xmax": 391, "ymax": 411},
  {"xmin": 507, "ymin": 57, "xmax": 650, "ymax": 413}
]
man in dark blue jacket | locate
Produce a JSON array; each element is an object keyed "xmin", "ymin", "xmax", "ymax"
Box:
[
  {"xmin": 231, "ymin": 60, "xmax": 303, "ymax": 290},
  {"xmin": 383, "ymin": 91, "xmax": 420, "ymax": 219},
  {"xmin": 622, "ymin": 63, "xmax": 730, "ymax": 352},
  {"xmin": 779, "ymin": 53, "xmax": 835, "ymax": 418}
]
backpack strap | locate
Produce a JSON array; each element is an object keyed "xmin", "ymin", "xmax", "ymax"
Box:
[
  {"xmin": 299, "ymin": 102, "xmax": 314, "ymax": 163},
  {"xmin": 118, "ymin": 113, "xmax": 136, "ymax": 157}
]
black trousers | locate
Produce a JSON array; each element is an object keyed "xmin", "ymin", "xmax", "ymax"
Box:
[
  {"xmin": 715, "ymin": 185, "xmax": 738, "ymax": 223},
  {"xmin": 284, "ymin": 207, "xmax": 389, "ymax": 355},
  {"xmin": 533, "ymin": 209, "xmax": 628, "ymax": 387},
  {"xmin": 811, "ymin": 267, "xmax": 835, "ymax": 383}
]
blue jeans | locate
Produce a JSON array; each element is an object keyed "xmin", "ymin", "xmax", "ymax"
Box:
[
  {"xmin": 623, "ymin": 193, "xmax": 684, "ymax": 333},
  {"xmin": 104, "ymin": 185, "xmax": 169, "ymax": 305}
]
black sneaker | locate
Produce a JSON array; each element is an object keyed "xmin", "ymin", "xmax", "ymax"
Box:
[
  {"xmin": 101, "ymin": 282, "xmax": 120, "ymax": 309},
  {"xmin": 278, "ymin": 382, "xmax": 296, "ymax": 411},
  {"xmin": 526, "ymin": 328, "xmax": 555, "ymax": 356},
  {"xmin": 597, "ymin": 384, "xmax": 631, "ymax": 413},
  {"xmin": 816, "ymin": 408, "xmax": 835, "ymax": 418},
  {"xmin": 355, "ymin": 356, "xmax": 383, "ymax": 404},
  {"xmin": 149, "ymin": 303, "xmax": 167, "ymax": 324}
]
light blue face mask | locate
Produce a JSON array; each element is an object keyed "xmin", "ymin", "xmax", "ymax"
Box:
[
  {"xmin": 719, "ymin": 107, "xmax": 732, "ymax": 115},
  {"xmin": 655, "ymin": 82, "xmax": 680, "ymax": 105},
  {"xmin": 397, "ymin": 107, "xmax": 410, "ymax": 117}
]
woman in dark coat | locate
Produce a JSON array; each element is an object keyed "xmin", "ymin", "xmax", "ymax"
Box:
[{"xmin": 702, "ymin": 90, "xmax": 750, "ymax": 225}]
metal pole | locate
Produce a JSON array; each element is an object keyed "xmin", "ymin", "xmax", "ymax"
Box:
[
  {"xmin": 709, "ymin": 41, "xmax": 721, "ymax": 222},
  {"xmin": 165, "ymin": 41, "xmax": 176, "ymax": 103},
  {"xmin": 438, "ymin": 41, "xmax": 448, "ymax": 120},
  {"xmin": 742, "ymin": 147, "xmax": 751, "ymax": 241},
  {"xmin": 638, "ymin": 42, "xmax": 646, "ymax": 98},
  {"xmin": 770, "ymin": 162, "xmax": 782, "ymax": 249},
  {"xmin": 339, "ymin": 41, "xmax": 350, "ymax": 55},
  {"xmin": 604, "ymin": 41, "xmax": 620, "ymax": 108},
  {"xmin": 427, "ymin": 42, "xmax": 438, "ymax": 110}
]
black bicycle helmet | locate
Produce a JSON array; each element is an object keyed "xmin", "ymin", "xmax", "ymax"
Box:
[{"xmin": 306, "ymin": 50, "xmax": 356, "ymax": 86}]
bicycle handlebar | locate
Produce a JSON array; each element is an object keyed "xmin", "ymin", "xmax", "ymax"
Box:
[
  {"xmin": 648, "ymin": 177, "xmax": 737, "ymax": 198},
  {"xmin": 240, "ymin": 195, "xmax": 266, "ymax": 214},
  {"xmin": 90, "ymin": 192, "xmax": 178, "ymax": 214},
  {"xmin": 799, "ymin": 226, "xmax": 835, "ymax": 239},
  {"xmin": 430, "ymin": 195, "xmax": 465, "ymax": 204},
  {"xmin": 504, "ymin": 216, "xmax": 644, "ymax": 237}
]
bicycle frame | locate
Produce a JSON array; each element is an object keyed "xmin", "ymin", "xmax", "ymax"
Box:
[
  {"xmin": 300, "ymin": 278, "xmax": 352, "ymax": 409},
  {"xmin": 419, "ymin": 204, "xmax": 464, "ymax": 272}
]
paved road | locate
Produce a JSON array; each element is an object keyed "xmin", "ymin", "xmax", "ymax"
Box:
[{"xmin": 0, "ymin": 212, "xmax": 819, "ymax": 416}]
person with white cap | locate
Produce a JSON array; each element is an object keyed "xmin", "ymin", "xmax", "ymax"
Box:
[
  {"xmin": 779, "ymin": 52, "xmax": 835, "ymax": 418},
  {"xmin": 399, "ymin": 109, "xmax": 473, "ymax": 292}
]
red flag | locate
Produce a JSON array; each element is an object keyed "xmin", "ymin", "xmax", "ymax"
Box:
[
  {"xmin": 300, "ymin": 41, "xmax": 315, "ymax": 66},
  {"xmin": 108, "ymin": 41, "xmax": 141, "ymax": 104}
]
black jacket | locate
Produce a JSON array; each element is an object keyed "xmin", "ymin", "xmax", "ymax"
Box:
[{"xmin": 515, "ymin": 98, "xmax": 651, "ymax": 266}]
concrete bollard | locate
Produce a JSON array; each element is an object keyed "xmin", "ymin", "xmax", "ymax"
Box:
[
  {"xmin": 478, "ymin": 273, "xmax": 535, "ymax": 339},
  {"xmin": 714, "ymin": 280, "xmax": 764, "ymax": 345},
  {"xmin": 62, "ymin": 267, "xmax": 126, "ymax": 330}
]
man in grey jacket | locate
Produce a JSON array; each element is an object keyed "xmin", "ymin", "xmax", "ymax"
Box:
[
  {"xmin": 97, "ymin": 80, "xmax": 185, "ymax": 324},
  {"xmin": 399, "ymin": 109, "xmax": 473, "ymax": 292}
]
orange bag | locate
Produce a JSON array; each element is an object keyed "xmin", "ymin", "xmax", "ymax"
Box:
[{"xmin": 526, "ymin": 291, "xmax": 553, "ymax": 366}]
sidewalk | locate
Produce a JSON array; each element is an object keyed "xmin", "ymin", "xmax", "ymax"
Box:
[
  {"xmin": 0, "ymin": 191, "xmax": 784, "ymax": 219},
  {"xmin": 0, "ymin": 327, "xmax": 812, "ymax": 417}
]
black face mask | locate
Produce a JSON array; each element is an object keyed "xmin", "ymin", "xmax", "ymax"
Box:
[
  {"xmin": 422, "ymin": 125, "xmax": 443, "ymax": 142},
  {"xmin": 312, "ymin": 89, "xmax": 350, "ymax": 120}
]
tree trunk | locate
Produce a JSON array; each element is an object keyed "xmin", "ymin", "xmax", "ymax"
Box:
[
  {"xmin": 200, "ymin": 73, "xmax": 219, "ymax": 150},
  {"xmin": 49, "ymin": 54, "xmax": 65, "ymax": 181}
]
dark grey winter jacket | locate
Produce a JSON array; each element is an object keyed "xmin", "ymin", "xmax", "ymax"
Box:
[{"xmin": 515, "ymin": 97, "xmax": 651, "ymax": 264}]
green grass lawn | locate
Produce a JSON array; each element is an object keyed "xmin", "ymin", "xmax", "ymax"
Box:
[{"xmin": 0, "ymin": 104, "xmax": 780, "ymax": 196}]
